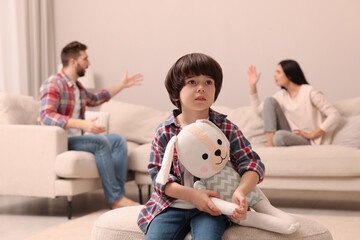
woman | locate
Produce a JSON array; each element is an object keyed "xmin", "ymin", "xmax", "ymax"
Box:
[{"xmin": 248, "ymin": 59, "xmax": 341, "ymax": 147}]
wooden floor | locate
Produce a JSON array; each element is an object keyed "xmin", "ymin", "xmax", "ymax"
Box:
[{"xmin": 0, "ymin": 181, "xmax": 144, "ymax": 240}]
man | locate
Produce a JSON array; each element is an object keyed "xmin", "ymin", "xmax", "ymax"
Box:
[{"xmin": 39, "ymin": 41, "xmax": 143, "ymax": 208}]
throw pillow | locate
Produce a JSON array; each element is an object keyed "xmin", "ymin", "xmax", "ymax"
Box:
[
  {"xmin": 0, "ymin": 92, "xmax": 38, "ymax": 125},
  {"xmin": 212, "ymin": 105, "xmax": 267, "ymax": 147},
  {"xmin": 332, "ymin": 115, "xmax": 360, "ymax": 148},
  {"xmin": 84, "ymin": 111, "xmax": 110, "ymax": 135},
  {"xmin": 100, "ymin": 100, "xmax": 169, "ymax": 144}
]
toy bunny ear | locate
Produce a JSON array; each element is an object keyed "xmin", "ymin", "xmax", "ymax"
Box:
[
  {"xmin": 156, "ymin": 136, "xmax": 178, "ymax": 184},
  {"xmin": 195, "ymin": 119, "xmax": 230, "ymax": 147}
]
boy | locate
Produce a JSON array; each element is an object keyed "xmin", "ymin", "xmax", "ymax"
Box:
[{"xmin": 137, "ymin": 53, "xmax": 265, "ymax": 239}]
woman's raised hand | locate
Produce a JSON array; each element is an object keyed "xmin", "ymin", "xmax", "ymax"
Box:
[
  {"xmin": 247, "ymin": 65, "xmax": 261, "ymax": 87},
  {"xmin": 247, "ymin": 65, "xmax": 261, "ymax": 95}
]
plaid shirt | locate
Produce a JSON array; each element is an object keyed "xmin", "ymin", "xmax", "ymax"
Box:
[
  {"xmin": 38, "ymin": 70, "xmax": 111, "ymax": 128},
  {"xmin": 137, "ymin": 109, "xmax": 265, "ymax": 233}
]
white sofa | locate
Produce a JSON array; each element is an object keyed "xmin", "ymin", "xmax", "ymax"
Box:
[
  {"xmin": 0, "ymin": 91, "xmax": 166, "ymax": 218},
  {"xmin": 101, "ymin": 95, "xmax": 360, "ymax": 205},
  {"xmin": 1, "ymin": 91, "xmax": 360, "ymax": 219},
  {"xmin": 0, "ymin": 92, "xmax": 102, "ymax": 219}
]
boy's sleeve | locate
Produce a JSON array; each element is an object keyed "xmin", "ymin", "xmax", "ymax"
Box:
[
  {"xmin": 148, "ymin": 126, "xmax": 180, "ymax": 197},
  {"xmin": 228, "ymin": 122, "xmax": 265, "ymax": 183}
]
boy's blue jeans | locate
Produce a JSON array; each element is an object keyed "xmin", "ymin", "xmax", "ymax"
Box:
[
  {"xmin": 146, "ymin": 207, "xmax": 230, "ymax": 240},
  {"xmin": 68, "ymin": 134, "xmax": 127, "ymax": 204}
]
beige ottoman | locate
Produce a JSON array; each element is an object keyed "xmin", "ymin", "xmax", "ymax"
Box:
[{"xmin": 91, "ymin": 206, "xmax": 333, "ymax": 240}]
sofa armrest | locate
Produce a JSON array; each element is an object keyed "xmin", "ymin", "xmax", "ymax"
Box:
[{"xmin": 0, "ymin": 125, "xmax": 68, "ymax": 198}]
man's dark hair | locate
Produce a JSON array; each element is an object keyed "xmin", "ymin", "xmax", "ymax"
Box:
[
  {"xmin": 165, "ymin": 53, "xmax": 223, "ymax": 110},
  {"xmin": 61, "ymin": 41, "xmax": 87, "ymax": 67}
]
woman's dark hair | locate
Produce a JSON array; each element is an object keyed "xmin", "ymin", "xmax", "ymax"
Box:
[
  {"xmin": 61, "ymin": 41, "xmax": 87, "ymax": 67},
  {"xmin": 279, "ymin": 59, "xmax": 309, "ymax": 86},
  {"xmin": 165, "ymin": 53, "xmax": 223, "ymax": 110}
]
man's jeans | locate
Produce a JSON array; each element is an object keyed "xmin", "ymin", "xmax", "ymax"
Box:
[{"xmin": 68, "ymin": 134, "xmax": 127, "ymax": 203}]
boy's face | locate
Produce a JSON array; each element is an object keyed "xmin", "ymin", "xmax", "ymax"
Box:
[{"xmin": 177, "ymin": 75, "xmax": 215, "ymax": 113}]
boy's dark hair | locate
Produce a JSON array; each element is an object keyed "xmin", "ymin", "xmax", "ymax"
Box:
[
  {"xmin": 279, "ymin": 59, "xmax": 309, "ymax": 87},
  {"xmin": 165, "ymin": 53, "xmax": 223, "ymax": 110},
  {"xmin": 61, "ymin": 41, "xmax": 87, "ymax": 67}
]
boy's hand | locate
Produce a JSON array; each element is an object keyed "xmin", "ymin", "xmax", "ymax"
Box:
[
  {"xmin": 191, "ymin": 189, "xmax": 222, "ymax": 216},
  {"xmin": 231, "ymin": 189, "xmax": 248, "ymax": 221}
]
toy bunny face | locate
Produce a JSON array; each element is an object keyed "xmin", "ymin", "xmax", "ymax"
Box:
[{"xmin": 176, "ymin": 119, "xmax": 230, "ymax": 178}]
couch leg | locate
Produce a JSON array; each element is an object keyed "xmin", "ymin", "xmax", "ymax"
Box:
[
  {"xmin": 67, "ymin": 196, "xmax": 73, "ymax": 220},
  {"xmin": 137, "ymin": 184, "xmax": 143, "ymax": 204}
]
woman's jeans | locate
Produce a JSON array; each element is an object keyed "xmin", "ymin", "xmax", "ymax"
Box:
[
  {"xmin": 68, "ymin": 134, "xmax": 127, "ymax": 203},
  {"xmin": 263, "ymin": 97, "xmax": 310, "ymax": 146},
  {"xmin": 146, "ymin": 207, "xmax": 230, "ymax": 240}
]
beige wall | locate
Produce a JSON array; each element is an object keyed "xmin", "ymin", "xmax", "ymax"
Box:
[{"xmin": 53, "ymin": 0, "xmax": 360, "ymax": 111}]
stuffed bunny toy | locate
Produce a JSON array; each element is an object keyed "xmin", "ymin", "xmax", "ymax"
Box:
[{"xmin": 156, "ymin": 119, "xmax": 300, "ymax": 234}]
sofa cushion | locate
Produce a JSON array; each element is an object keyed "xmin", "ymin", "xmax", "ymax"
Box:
[
  {"xmin": 0, "ymin": 92, "xmax": 38, "ymax": 125},
  {"xmin": 321, "ymin": 96, "xmax": 360, "ymax": 145},
  {"xmin": 332, "ymin": 96, "xmax": 360, "ymax": 117},
  {"xmin": 127, "ymin": 141, "xmax": 141, "ymax": 154},
  {"xmin": 212, "ymin": 105, "xmax": 267, "ymax": 146},
  {"xmin": 332, "ymin": 115, "xmax": 360, "ymax": 149},
  {"xmin": 55, "ymin": 151, "xmax": 99, "ymax": 179},
  {"xmin": 254, "ymin": 145, "xmax": 360, "ymax": 177},
  {"xmin": 55, "ymin": 141, "xmax": 141, "ymax": 179},
  {"xmin": 128, "ymin": 143, "xmax": 152, "ymax": 173},
  {"xmin": 100, "ymin": 100, "xmax": 168, "ymax": 144}
]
